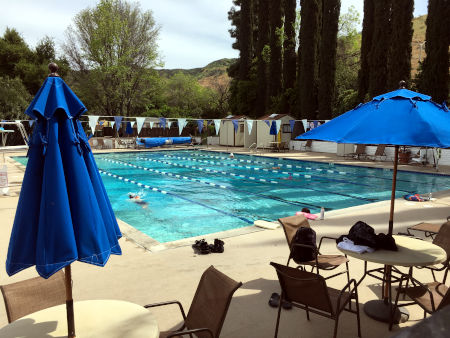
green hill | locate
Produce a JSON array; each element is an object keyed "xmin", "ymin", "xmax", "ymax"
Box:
[{"xmin": 157, "ymin": 58, "xmax": 236, "ymax": 80}]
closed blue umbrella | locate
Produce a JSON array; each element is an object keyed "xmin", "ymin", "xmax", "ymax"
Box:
[{"xmin": 5, "ymin": 65, "xmax": 121, "ymax": 337}]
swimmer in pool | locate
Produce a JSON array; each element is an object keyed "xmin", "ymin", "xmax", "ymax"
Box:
[
  {"xmin": 271, "ymin": 166, "xmax": 281, "ymax": 170},
  {"xmin": 229, "ymin": 153, "xmax": 235, "ymax": 159},
  {"xmin": 281, "ymin": 173, "xmax": 293, "ymax": 180},
  {"xmin": 128, "ymin": 193, "xmax": 149, "ymax": 209}
]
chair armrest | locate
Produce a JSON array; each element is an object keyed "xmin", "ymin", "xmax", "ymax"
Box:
[
  {"xmin": 167, "ymin": 327, "xmax": 214, "ymax": 338},
  {"xmin": 401, "ymin": 275, "xmax": 438, "ymax": 311},
  {"xmin": 144, "ymin": 300, "xmax": 187, "ymax": 321},
  {"xmin": 336, "ymin": 278, "xmax": 357, "ymax": 313},
  {"xmin": 318, "ymin": 236, "xmax": 338, "ymax": 251}
]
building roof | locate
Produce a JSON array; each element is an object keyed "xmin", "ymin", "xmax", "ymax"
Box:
[{"xmin": 258, "ymin": 113, "xmax": 294, "ymax": 120}]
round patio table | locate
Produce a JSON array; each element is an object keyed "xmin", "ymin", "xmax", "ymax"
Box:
[
  {"xmin": 338, "ymin": 235, "xmax": 447, "ymax": 323},
  {"xmin": 0, "ymin": 299, "xmax": 159, "ymax": 338}
]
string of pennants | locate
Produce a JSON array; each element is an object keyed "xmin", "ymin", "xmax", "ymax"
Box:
[{"xmin": 4, "ymin": 117, "xmax": 328, "ymax": 137}]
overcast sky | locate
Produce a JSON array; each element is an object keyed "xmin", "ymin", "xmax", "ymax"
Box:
[{"xmin": 0, "ymin": 0, "xmax": 429, "ymax": 69}]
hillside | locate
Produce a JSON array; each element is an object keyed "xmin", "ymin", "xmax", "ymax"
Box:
[
  {"xmin": 411, "ymin": 15, "xmax": 427, "ymax": 77},
  {"xmin": 157, "ymin": 15, "xmax": 426, "ymax": 91}
]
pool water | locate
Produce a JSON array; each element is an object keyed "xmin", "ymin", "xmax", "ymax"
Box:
[{"xmin": 14, "ymin": 150, "xmax": 450, "ymax": 243}]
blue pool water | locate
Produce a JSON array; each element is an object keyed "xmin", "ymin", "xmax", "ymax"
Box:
[{"xmin": 14, "ymin": 150, "xmax": 450, "ymax": 243}]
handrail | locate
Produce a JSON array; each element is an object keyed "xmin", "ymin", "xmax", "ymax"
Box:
[
  {"xmin": 248, "ymin": 143, "xmax": 257, "ymax": 152},
  {"xmin": 0, "ymin": 121, "xmax": 29, "ymax": 146}
]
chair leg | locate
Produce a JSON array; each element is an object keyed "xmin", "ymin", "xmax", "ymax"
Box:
[
  {"xmin": 431, "ymin": 269, "xmax": 437, "ymax": 282},
  {"xmin": 389, "ymin": 278, "xmax": 404, "ymax": 330},
  {"xmin": 354, "ymin": 289, "xmax": 361, "ymax": 338},
  {"xmin": 274, "ymin": 294, "xmax": 283, "ymax": 338},
  {"xmin": 305, "ymin": 305, "xmax": 310, "ymax": 320},
  {"xmin": 333, "ymin": 315, "xmax": 340, "ymax": 338}
]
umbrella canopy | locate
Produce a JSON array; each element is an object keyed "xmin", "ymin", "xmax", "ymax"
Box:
[
  {"xmin": 6, "ymin": 75, "xmax": 122, "ymax": 278},
  {"xmin": 296, "ymin": 89, "xmax": 449, "ymax": 147},
  {"xmin": 296, "ymin": 88, "xmax": 450, "ymax": 235}
]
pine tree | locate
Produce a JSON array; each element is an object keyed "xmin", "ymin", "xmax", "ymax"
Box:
[
  {"xmin": 283, "ymin": 0, "xmax": 297, "ymax": 91},
  {"xmin": 387, "ymin": 0, "xmax": 413, "ymax": 90},
  {"xmin": 368, "ymin": 0, "xmax": 392, "ymax": 97},
  {"xmin": 255, "ymin": 0, "xmax": 270, "ymax": 116},
  {"xmin": 417, "ymin": 0, "xmax": 450, "ymax": 103},
  {"xmin": 297, "ymin": 0, "xmax": 322, "ymax": 119},
  {"xmin": 318, "ymin": 0, "xmax": 341, "ymax": 120},
  {"xmin": 239, "ymin": 0, "xmax": 253, "ymax": 80},
  {"xmin": 268, "ymin": 0, "xmax": 283, "ymax": 100},
  {"xmin": 357, "ymin": 0, "xmax": 375, "ymax": 102}
]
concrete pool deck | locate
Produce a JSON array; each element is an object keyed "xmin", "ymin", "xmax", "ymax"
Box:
[{"xmin": 1, "ymin": 147, "xmax": 449, "ymax": 337}]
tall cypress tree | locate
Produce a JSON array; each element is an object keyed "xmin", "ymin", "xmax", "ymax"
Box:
[
  {"xmin": 255, "ymin": 0, "xmax": 270, "ymax": 116},
  {"xmin": 357, "ymin": 0, "xmax": 375, "ymax": 102},
  {"xmin": 387, "ymin": 0, "xmax": 413, "ymax": 90},
  {"xmin": 283, "ymin": 0, "xmax": 297, "ymax": 92},
  {"xmin": 417, "ymin": 0, "xmax": 450, "ymax": 103},
  {"xmin": 239, "ymin": 0, "xmax": 253, "ymax": 80},
  {"xmin": 318, "ymin": 0, "xmax": 341, "ymax": 120},
  {"xmin": 297, "ymin": 0, "xmax": 322, "ymax": 119},
  {"xmin": 268, "ymin": 0, "xmax": 283, "ymax": 100},
  {"xmin": 368, "ymin": 0, "xmax": 392, "ymax": 97}
]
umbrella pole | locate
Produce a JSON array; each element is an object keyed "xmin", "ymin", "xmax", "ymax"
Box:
[
  {"xmin": 65, "ymin": 265, "xmax": 76, "ymax": 338},
  {"xmin": 388, "ymin": 145, "xmax": 399, "ymax": 236}
]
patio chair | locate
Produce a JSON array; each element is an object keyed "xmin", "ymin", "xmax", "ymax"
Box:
[
  {"xmin": 96, "ymin": 138, "xmax": 104, "ymax": 149},
  {"xmin": 389, "ymin": 274, "xmax": 450, "ymax": 330},
  {"xmin": 144, "ymin": 266, "xmax": 242, "ymax": 338},
  {"xmin": 344, "ymin": 144, "xmax": 367, "ymax": 160},
  {"xmin": 278, "ymin": 215, "xmax": 349, "ymax": 281},
  {"xmin": 406, "ymin": 216, "xmax": 449, "ymax": 239},
  {"xmin": 270, "ymin": 262, "xmax": 361, "ymax": 338},
  {"xmin": 301, "ymin": 139, "xmax": 312, "ymax": 152},
  {"xmin": 0, "ymin": 270, "xmax": 66, "ymax": 323},
  {"xmin": 368, "ymin": 145, "xmax": 387, "ymax": 161}
]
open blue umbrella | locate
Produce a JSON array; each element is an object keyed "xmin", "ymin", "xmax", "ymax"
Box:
[
  {"xmin": 5, "ymin": 64, "xmax": 121, "ymax": 338},
  {"xmin": 297, "ymin": 84, "xmax": 450, "ymax": 322},
  {"xmin": 297, "ymin": 86, "xmax": 450, "ymax": 235}
]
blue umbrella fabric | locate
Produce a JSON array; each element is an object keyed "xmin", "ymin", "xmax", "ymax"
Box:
[
  {"xmin": 296, "ymin": 89, "xmax": 450, "ymax": 148},
  {"xmin": 6, "ymin": 76, "xmax": 121, "ymax": 279}
]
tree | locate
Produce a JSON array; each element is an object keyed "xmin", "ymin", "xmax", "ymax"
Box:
[
  {"xmin": 283, "ymin": 0, "xmax": 297, "ymax": 92},
  {"xmin": 387, "ymin": 0, "xmax": 413, "ymax": 90},
  {"xmin": 318, "ymin": 0, "xmax": 341, "ymax": 120},
  {"xmin": 0, "ymin": 76, "xmax": 31, "ymax": 120},
  {"xmin": 63, "ymin": 0, "xmax": 161, "ymax": 115},
  {"xmin": 357, "ymin": 0, "xmax": 374, "ymax": 102},
  {"xmin": 268, "ymin": 0, "xmax": 283, "ymax": 100},
  {"xmin": 239, "ymin": 0, "xmax": 253, "ymax": 80},
  {"xmin": 416, "ymin": 0, "xmax": 450, "ymax": 103},
  {"xmin": 297, "ymin": 0, "xmax": 322, "ymax": 119},
  {"xmin": 368, "ymin": 0, "xmax": 392, "ymax": 97},
  {"xmin": 255, "ymin": 0, "xmax": 270, "ymax": 116}
]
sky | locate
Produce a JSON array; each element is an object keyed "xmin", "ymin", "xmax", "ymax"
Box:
[{"xmin": 0, "ymin": 0, "xmax": 429, "ymax": 69}]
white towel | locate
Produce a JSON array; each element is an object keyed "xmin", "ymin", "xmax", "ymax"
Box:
[{"xmin": 337, "ymin": 237, "xmax": 375, "ymax": 254}]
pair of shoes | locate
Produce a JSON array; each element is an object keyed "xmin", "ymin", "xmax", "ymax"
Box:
[
  {"xmin": 210, "ymin": 239, "xmax": 224, "ymax": 253},
  {"xmin": 268, "ymin": 292, "xmax": 292, "ymax": 310},
  {"xmin": 192, "ymin": 239, "xmax": 210, "ymax": 254}
]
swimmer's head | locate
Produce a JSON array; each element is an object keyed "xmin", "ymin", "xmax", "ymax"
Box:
[
  {"xmin": 230, "ymin": 153, "xmax": 234, "ymax": 158},
  {"xmin": 301, "ymin": 207, "xmax": 311, "ymax": 213}
]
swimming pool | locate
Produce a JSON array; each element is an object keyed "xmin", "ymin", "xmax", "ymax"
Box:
[{"xmin": 14, "ymin": 150, "xmax": 450, "ymax": 243}]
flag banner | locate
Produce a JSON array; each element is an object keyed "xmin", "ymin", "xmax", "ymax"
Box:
[
  {"xmin": 289, "ymin": 120, "xmax": 295, "ymax": 133},
  {"xmin": 275, "ymin": 120, "xmax": 281, "ymax": 135},
  {"xmin": 88, "ymin": 115, "xmax": 99, "ymax": 135},
  {"xmin": 214, "ymin": 119, "xmax": 221, "ymax": 135},
  {"xmin": 263, "ymin": 120, "xmax": 270, "ymax": 127},
  {"xmin": 232, "ymin": 120, "xmax": 239, "ymax": 133},
  {"xmin": 159, "ymin": 117, "xmax": 166, "ymax": 129},
  {"xmin": 246, "ymin": 120, "xmax": 254, "ymax": 135},
  {"xmin": 178, "ymin": 118, "xmax": 187, "ymax": 135},
  {"xmin": 197, "ymin": 119, "xmax": 204, "ymax": 133},
  {"xmin": 114, "ymin": 116, "xmax": 123, "ymax": 131},
  {"xmin": 136, "ymin": 117, "xmax": 145, "ymax": 134}
]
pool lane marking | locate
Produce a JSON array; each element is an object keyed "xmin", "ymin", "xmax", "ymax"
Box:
[
  {"xmin": 179, "ymin": 152, "xmax": 429, "ymax": 187},
  {"xmin": 98, "ymin": 158, "xmax": 323, "ymax": 209},
  {"xmin": 98, "ymin": 168, "xmax": 253, "ymax": 224},
  {"xmin": 131, "ymin": 156, "xmax": 377, "ymax": 203},
  {"xmin": 160, "ymin": 154, "xmax": 383, "ymax": 190}
]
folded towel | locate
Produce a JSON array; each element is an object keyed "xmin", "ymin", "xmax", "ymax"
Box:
[{"xmin": 337, "ymin": 237, "xmax": 375, "ymax": 254}]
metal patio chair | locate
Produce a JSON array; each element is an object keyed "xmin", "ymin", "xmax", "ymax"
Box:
[
  {"xmin": 344, "ymin": 144, "xmax": 367, "ymax": 160},
  {"xmin": 278, "ymin": 215, "xmax": 349, "ymax": 281},
  {"xmin": 0, "ymin": 270, "xmax": 66, "ymax": 323},
  {"xmin": 144, "ymin": 266, "xmax": 242, "ymax": 338},
  {"xmin": 271, "ymin": 262, "xmax": 361, "ymax": 338},
  {"xmin": 368, "ymin": 145, "xmax": 387, "ymax": 161}
]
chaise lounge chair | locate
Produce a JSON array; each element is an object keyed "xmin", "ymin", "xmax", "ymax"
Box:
[
  {"xmin": 368, "ymin": 145, "xmax": 387, "ymax": 161},
  {"xmin": 144, "ymin": 266, "xmax": 242, "ymax": 337},
  {"xmin": 344, "ymin": 144, "xmax": 367, "ymax": 160},
  {"xmin": 278, "ymin": 215, "xmax": 349, "ymax": 281}
]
